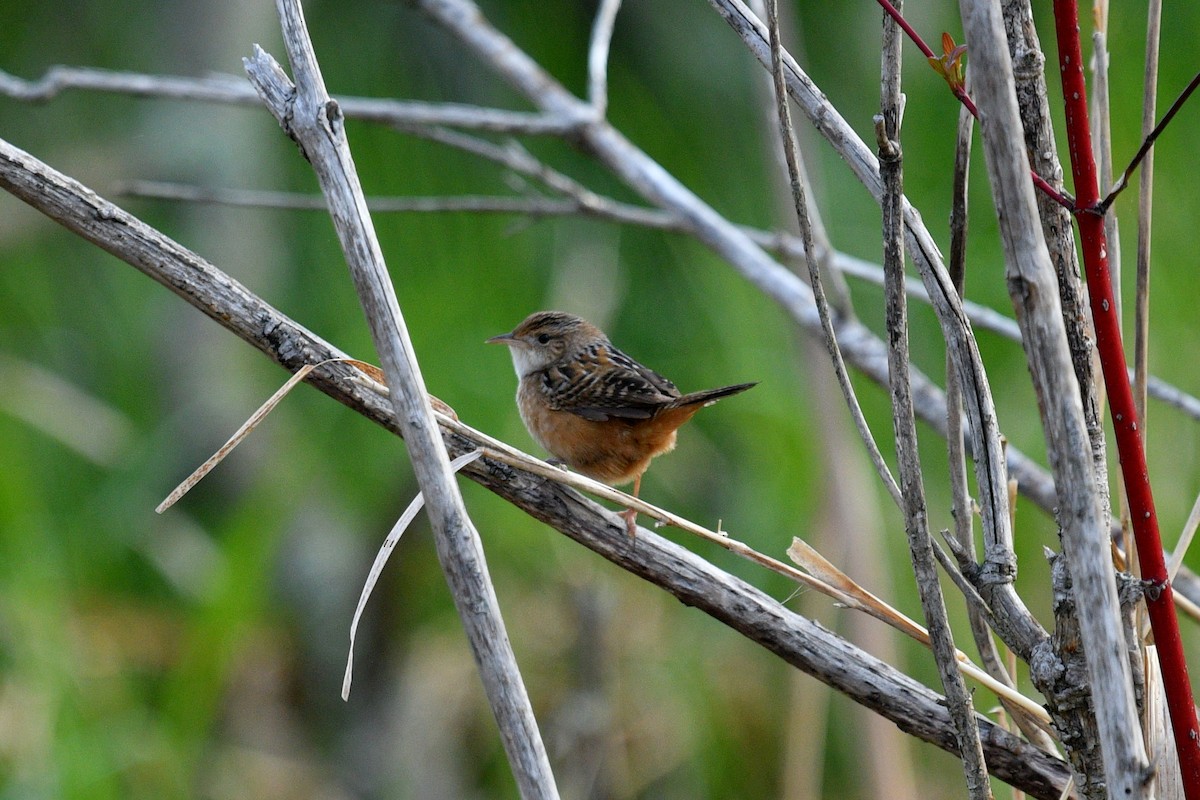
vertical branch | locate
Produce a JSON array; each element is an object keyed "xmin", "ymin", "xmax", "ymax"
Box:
[
  {"xmin": 1089, "ymin": 11, "xmax": 1122, "ymax": 325},
  {"xmin": 1000, "ymin": 1, "xmax": 1125, "ymax": 785},
  {"xmin": 946, "ymin": 97, "xmax": 975, "ymax": 569},
  {"xmin": 1134, "ymin": 0, "xmax": 1161, "ymax": 427},
  {"xmin": 1052, "ymin": 2, "xmax": 1200, "ymax": 795},
  {"xmin": 763, "ymin": 0, "xmax": 902, "ymax": 510},
  {"xmin": 586, "ymin": 0, "xmax": 622, "ymax": 118},
  {"xmin": 877, "ymin": 4, "xmax": 991, "ymax": 797},
  {"xmin": 244, "ymin": 2, "xmax": 559, "ymax": 797},
  {"xmin": 1000, "ymin": 0, "xmax": 1112, "ymax": 545},
  {"xmin": 944, "ymin": 95, "xmax": 1050, "ymax": 750},
  {"xmin": 967, "ymin": 0, "xmax": 1155, "ymax": 791},
  {"xmin": 968, "ymin": 0, "xmax": 1152, "ymax": 792},
  {"xmin": 751, "ymin": 4, "xmax": 913, "ymax": 795}
]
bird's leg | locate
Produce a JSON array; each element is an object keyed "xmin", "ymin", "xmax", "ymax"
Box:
[{"xmin": 621, "ymin": 473, "xmax": 642, "ymax": 537}]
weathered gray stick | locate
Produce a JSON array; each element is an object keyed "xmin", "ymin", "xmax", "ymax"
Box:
[
  {"xmin": 762, "ymin": 0, "xmax": 901, "ymax": 511},
  {"xmin": 958, "ymin": 1, "xmax": 1151, "ymax": 797},
  {"xmin": 875, "ymin": 6, "xmax": 991, "ymax": 795},
  {"xmin": 0, "ymin": 64, "xmax": 575, "ymax": 135},
  {"xmin": 242, "ymin": 2, "xmax": 558, "ymax": 797}
]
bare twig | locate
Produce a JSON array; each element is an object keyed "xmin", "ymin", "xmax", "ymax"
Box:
[
  {"xmin": 244, "ymin": 2, "xmax": 558, "ymax": 796},
  {"xmin": 1134, "ymin": 0, "xmax": 1162, "ymax": 429},
  {"xmin": 0, "ymin": 64, "xmax": 579, "ymax": 135},
  {"xmin": 763, "ymin": 0, "xmax": 901, "ymax": 510},
  {"xmin": 586, "ymin": 0, "xmax": 622, "ymax": 118},
  {"xmin": 875, "ymin": 5, "xmax": 991, "ymax": 794},
  {"xmin": 946, "ymin": 93, "xmax": 974, "ymax": 567},
  {"xmin": 1099, "ymin": 70, "xmax": 1200, "ymax": 214}
]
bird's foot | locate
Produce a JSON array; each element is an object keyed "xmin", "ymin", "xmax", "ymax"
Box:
[
  {"xmin": 621, "ymin": 508, "xmax": 638, "ymax": 537},
  {"xmin": 546, "ymin": 458, "xmax": 569, "ymax": 471}
]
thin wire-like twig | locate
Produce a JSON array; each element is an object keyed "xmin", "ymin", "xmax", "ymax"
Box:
[
  {"xmin": 764, "ymin": 0, "xmax": 902, "ymax": 510},
  {"xmin": 0, "ymin": 65, "xmax": 580, "ymax": 136},
  {"xmin": 1098, "ymin": 69, "xmax": 1200, "ymax": 214},
  {"xmin": 1133, "ymin": 0, "xmax": 1162, "ymax": 432}
]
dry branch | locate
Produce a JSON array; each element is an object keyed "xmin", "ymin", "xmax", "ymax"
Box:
[
  {"xmin": 964, "ymin": 1, "xmax": 1149, "ymax": 795},
  {"xmin": 243, "ymin": 1, "xmax": 557, "ymax": 795},
  {"xmin": 875, "ymin": 3, "xmax": 990, "ymax": 792}
]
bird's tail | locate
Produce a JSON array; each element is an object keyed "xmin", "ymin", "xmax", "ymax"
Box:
[{"xmin": 673, "ymin": 382, "xmax": 757, "ymax": 409}]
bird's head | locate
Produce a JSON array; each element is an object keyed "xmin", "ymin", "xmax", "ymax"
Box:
[{"xmin": 486, "ymin": 311, "xmax": 604, "ymax": 376}]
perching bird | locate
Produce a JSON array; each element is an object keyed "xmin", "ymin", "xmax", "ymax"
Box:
[{"xmin": 487, "ymin": 311, "xmax": 755, "ymax": 534}]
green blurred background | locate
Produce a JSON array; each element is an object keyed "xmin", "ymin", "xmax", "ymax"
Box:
[{"xmin": 2, "ymin": 0, "xmax": 1199, "ymax": 797}]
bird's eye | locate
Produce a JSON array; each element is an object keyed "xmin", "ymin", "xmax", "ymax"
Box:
[{"xmin": 537, "ymin": 333, "xmax": 552, "ymax": 344}]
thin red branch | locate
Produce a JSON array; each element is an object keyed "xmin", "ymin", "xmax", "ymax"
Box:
[
  {"xmin": 877, "ymin": 0, "xmax": 935, "ymax": 59},
  {"xmin": 1052, "ymin": 1, "xmax": 1200, "ymax": 795},
  {"xmin": 874, "ymin": 0, "xmax": 1075, "ymax": 211}
]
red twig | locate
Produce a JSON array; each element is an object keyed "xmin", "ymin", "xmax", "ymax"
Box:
[
  {"xmin": 1053, "ymin": 1, "xmax": 1200, "ymax": 794},
  {"xmin": 876, "ymin": 0, "xmax": 934, "ymax": 59},
  {"xmin": 874, "ymin": 0, "xmax": 1075, "ymax": 211}
]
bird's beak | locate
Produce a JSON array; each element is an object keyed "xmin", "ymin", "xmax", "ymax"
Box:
[{"xmin": 485, "ymin": 332, "xmax": 516, "ymax": 345}]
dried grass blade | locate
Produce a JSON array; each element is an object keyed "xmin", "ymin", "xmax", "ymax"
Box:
[
  {"xmin": 341, "ymin": 449, "xmax": 482, "ymax": 700},
  {"xmin": 155, "ymin": 363, "xmax": 318, "ymax": 513}
]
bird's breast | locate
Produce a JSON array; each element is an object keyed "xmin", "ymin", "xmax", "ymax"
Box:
[{"xmin": 516, "ymin": 378, "xmax": 680, "ymax": 485}]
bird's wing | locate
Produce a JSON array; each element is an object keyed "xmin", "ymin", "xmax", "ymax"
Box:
[{"xmin": 541, "ymin": 341, "xmax": 680, "ymax": 421}]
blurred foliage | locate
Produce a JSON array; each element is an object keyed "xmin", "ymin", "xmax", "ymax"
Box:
[{"xmin": 2, "ymin": 0, "xmax": 1200, "ymax": 798}]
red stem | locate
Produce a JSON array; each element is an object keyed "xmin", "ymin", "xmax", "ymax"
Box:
[
  {"xmin": 877, "ymin": 0, "xmax": 935, "ymax": 59},
  {"xmin": 1053, "ymin": 0, "xmax": 1200, "ymax": 794}
]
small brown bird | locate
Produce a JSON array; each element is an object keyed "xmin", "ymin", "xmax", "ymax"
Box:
[{"xmin": 487, "ymin": 311, "xmax": 756, "ymax": 534}]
